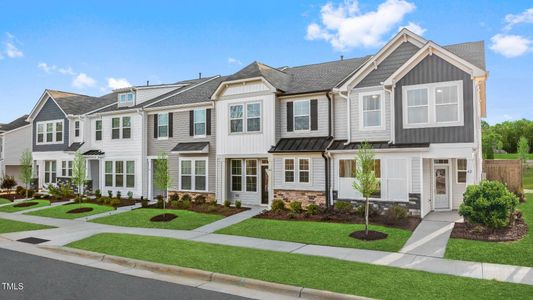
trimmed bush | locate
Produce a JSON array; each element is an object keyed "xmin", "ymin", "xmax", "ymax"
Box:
[
  {"xmin": 171, "ymin": 200, "xmax": 178, "ymax": 208},
  {"xmin": 355, "ymin": 204, "xmax": 380, "ymax": 218},
  {"xmin": 195, "ymin": 195, "xmax": 206, "ymax": 205},
  {"xmin": 1, "ymin": 176, "xmax": 16, "ymax": 191},
  {"xmin": 334, "ymin": 201, "xmax": 353, "ymax": 213},
  {"xmin": 127, "ymin": 191, "xmax": 133, "ymax": 200},
  {"xmin": 116, "ymin": 191, "xmax": 122, "ymax": 199},
  {"xmin": 95, "ymin": 189, "xmax": 102, "ymax": 199},
  {"xmin": 141, "ymin": 199, "xmax": 149, "ymax": 208},
  {"xmin": 289, "ymin": 201, "xmax": 303, "ymax": 213},
  {"xmin": 271, "ymin": 199, "xmax": 285, "ymax": 211},
  {"xmin": 224, "ymin": 200, "xmax": 231, "ymax": 208},
  {"xmin": 170, "ymin": 193, "xmax": 179, "ymax": 202},
  {"xmin": 16, "ymin": 186, "xmax": 24, "ymax": 196},
  {"xmin": 459, "ymin": 180, "xmax": 519, "ymax": 229},
  {"xmin": 385, "ymin": 205, "xmax": 408, "ymax": 224},
  {"xmin": 107, "ymin": 190, "xmax": 113, "ymax": 198},
  {"xmin": 181, "ymin": 194, "xmax": 192, "ymax": 202},
  {"xmin": 307, "ymin": 203, "xmax": 319, "ymax": 215},
  {"xmin": 110, "ymin": 199, "xmax": 121, "ymax": 207},
  {"xmin": 235, "ymin": 200, "xmax": 242, "ymax": 209}
]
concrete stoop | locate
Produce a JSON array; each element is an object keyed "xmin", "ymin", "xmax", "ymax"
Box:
[{"xmin": 42, "ymin": 245, "xmax": 370, "ymax": 300}]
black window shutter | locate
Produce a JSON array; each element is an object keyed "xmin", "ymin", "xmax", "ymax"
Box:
[
  {"xmin": 153, "ymin": 114, "xmax": 158, "ymax": 138},
  {"xmin": 168, "ymin": 113, "xmax": 173, "ymax": 138},
  {"xmin": 287, "ymin": 102, "xmax": 293, "ymax": 132},
  {"xmin": 206, "ymin": 109, "xmax": 212, "ymax": 135},
  {"xmin": 311, "ymin": 99, "xmax": 318, "ymax": 131},
  {"xmin": 189, "ymin": 110, "xmax": 194, "ymax": 136}
]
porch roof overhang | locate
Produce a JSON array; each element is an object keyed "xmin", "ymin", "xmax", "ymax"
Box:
[
  {"xmin": 171, "ymin": 142, "xmax": 209, "ymax": 154},
  {"xmin": 268, "ymin": 137, "xmax": 333, "ymax": 153},
  {"xmin": 327, "ymin": 140, "xmax": 430, "ymax": 152},
  {"xmin": 83, "ymin": 150, "xmax": 105, "ymax": 156}
]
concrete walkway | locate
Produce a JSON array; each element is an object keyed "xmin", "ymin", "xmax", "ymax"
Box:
[
  {"xmin": 13, "ymin": 200, "xmax": 73, "ymax": 215},
  {"xmin": 77, "ymin": 203, "xmax": 142, "ymax": 221},
  {"xmin": 400, "ymin": 211, "xmax": 462, "ymax": 258},
  {"xmin": 1, "ymin": 211, "xmax": 532, "ymax": 286},
  {"xmin": 193, "ymin": 206, "xmax": 265, "ymax": 233}
]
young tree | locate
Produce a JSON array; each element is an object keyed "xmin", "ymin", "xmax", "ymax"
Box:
[
  {"xmin": 352, "ymin": 141, "xmax": 380, "ymax": 236},
  {"xmin": 154, "ymin": 152, "xmax": 171, "ymax": 209},
  {"xmin": 517, "ymin": 136, "xmax": 530, "ymax": 164},
  {"xmin": 19, "ymin": 149, "xmax": 33, "ymax": 199},
  {"xmin": 71, "ymin": 150, "xmax": 87, "ymax": 203}
]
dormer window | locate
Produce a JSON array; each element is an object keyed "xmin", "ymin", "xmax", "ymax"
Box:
[{"xmin": 118, "ymin": 92, "xmax": 135, "ymax": 106}]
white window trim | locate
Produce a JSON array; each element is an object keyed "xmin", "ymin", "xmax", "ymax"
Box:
[
  {"xmin": 61, "ymin": 160, "xmax": 73, "ymax": 177},
  {"xmin": 104, "ymin": 160, "xmax": 136, "ymax": 189},
  {"xmin": 36, "ymin": 119, "xmax": 64, "ymax": 145},
  {"xmin": 157, "ymin": 113, "xmax": 169, "ymax": 140},
  {"xmin": 246, "ymin": 102, "xmax": 262, "ymax": 133},
  {"xmin": 74, "ymin": 121, "xmax": 80, "ymax": 137},
  {"xmin": 293, "ymin": 100, "xmax": 311, "ymax": 132},
  {"xmin": 229, "ymin": 159, "xmax": 259, "ymax": 193},
  {"xmin": 193, "ymin": 109, "xmax": 207, "ymax": 138},
  {"xmin": 283, "ymin": 158, "xmax": 295, "ymax": 184},
  {"xmin": 456, "ymin": 158, "xmax": 467, "ymax": 184},
  {"xmin": 228, "ymin": 102, "xmax": 262, "ymax": 135},
  {"xmin": 179, "ymin": 158, "xmax": 208, "ymax": 192},
  {"xmin": 122, "ymin": 116, "xmax": 132, "ymax": 139},
  {"xmin": 402, "ymin": 80, "xmax": 464, "ymax": 129},
  {"xmin": 283, "ymin": 157, "xmax": 312, "ymax": 184},
  {"xmin": 230, "ymin": 159, "xmax": 243, "ymax": 192},
  {"xmin": 358, "ymin": 91, "xmax": 386, "ymax": 131},
  {"xmin": 298, "ymin": 158, "xmax": 311, "ymax": 184},
  {"xmin": 245, "ymin": 159, "xmax": 258, "ymax": 192},
  {"xmin": 118, "ymin": 92, "xmax": 135, "ymax": 106},
  {"xmin": 94, "ymin": 120, "xmax": 103, "ymax": 142}
]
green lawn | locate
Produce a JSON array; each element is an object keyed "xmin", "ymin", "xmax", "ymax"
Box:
[
  {"xmin": 25, "ymin": 203, "xmax": 114, "ymax": 219},
  {"xmin": 90, "ymin": 208, "xmax": 223, "ymax": 230},
  {"xmin": 0, "ymin": 218, "xmax": 54, "ymax": 233},
  {"xmin": 445, "ymin": 194, "xmax": 533, "ymax": 267},
  {"xmin": 494, "ymin": 153, "xmax": 533, "ymax": 160},
  {"xmin": 0, "ymin": 198, "xmax": 11, "ymax": 205},
  {"xmin": 68, "ymin": 233, "xmax": 533, "ymax": 300},
  {"xmin": 217, "ymin": 218, "xmax": 411, "ymax": 252},
  {"xmin": 523, "ymin": 167, "xmax": 533, "ymax": 189},
  {"xmin": 0, "ymin": 200, "xmax": 50, "ymax": 213}
]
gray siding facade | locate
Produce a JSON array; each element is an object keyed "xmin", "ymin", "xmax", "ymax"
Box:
[
  {"xmin": 32, "ymin": 98, "xmax": 69, "ymax": 152},
  {"xmin": 394, "ymin": 55, "xmax": 474, "ymax": 144},
  {"xmin": 280, "ymin": 95, "xmax": 330, "ymax": 139}
]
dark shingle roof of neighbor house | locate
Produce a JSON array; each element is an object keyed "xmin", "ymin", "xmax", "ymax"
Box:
[
  {"xmin": 47, "ymin": 90, "xmax": 117, "ymax": 115},
  {"xmin": 443, "ymin": 41, "xmax": 486, "ymax": 70},
  {"xmin": 0, "ymin": 115, "xmax": 30, "ymax": 131},
  {"xmin": 328, "ymin": 140, "xmax": 430, "ymax": 151},
  {"xmin": 147, "ymin": 76, "xmax": 226, "ymax": 108},
  {"xmin": 83, "ymin": 150, "xmax": 105, "ymax": 156},
  {"xmin": 269, "ymin": 137, "xmax": 333, "ymax": 153},
  {"xmin": 171, "ymin": 142, "xmax": 209, "ymax": 152}
]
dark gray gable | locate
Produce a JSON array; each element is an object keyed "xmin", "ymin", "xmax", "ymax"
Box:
[{"xmin": 33, "ymin": 97, "xmax": 69, "ymax": 152}]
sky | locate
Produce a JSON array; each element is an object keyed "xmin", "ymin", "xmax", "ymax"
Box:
[{"xmin": 0, "ymin": 0, "xmax": 532, "ymax": 124}]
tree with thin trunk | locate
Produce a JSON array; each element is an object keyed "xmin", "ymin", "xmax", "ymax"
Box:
[
  {"xmin": 19, "ymin": 149, "xmax": 33, "ymax": 199},
  {"xmin": 517, "ymin": 136, "xmax": 529, "ymax": 168},
  {"xmin": 154, "ymin": 152, "xmax": 171, "ymax": 209},
  {"xmin": 352, "ymin": 141, "xmax": 380, "ymax": 236},
  {"xmin": 72, "ymin": 151, "xmax": 87, "ymax": 204}
]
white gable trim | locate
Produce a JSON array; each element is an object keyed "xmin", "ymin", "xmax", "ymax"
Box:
[
  {"xmin": 211, "ymin": 77, "xmax": 276, "ymax": 100},
  {"xmin": 26, "ymin": 90, "xmax": 68, "ymax": 121},
  {"xmin": 383, "ymin": 41, "xmax": 487, "ymax": 86},
  {"xmin": 335, "ymin": 29, "xmax": 426, "ymax": 92}
]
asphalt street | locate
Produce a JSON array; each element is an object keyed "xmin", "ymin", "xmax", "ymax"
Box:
[{"xmin": 0, "ymin": 247, "xmax": 249, "ymax": 300}]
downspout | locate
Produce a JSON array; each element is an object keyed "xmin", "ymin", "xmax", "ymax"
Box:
[
  {"xmin": 321, "ymin": 151, "xmax": 330, "ymax": 209},
  {"xmin": 323, "ymin": 92, "xmax": 333, "ymax": 209}
]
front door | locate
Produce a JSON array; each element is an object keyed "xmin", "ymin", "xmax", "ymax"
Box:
[
  {"xmin": 433, "ymin": 166, "xmax": 450, "ymax": 210},
  {"xmin": 261, "ymin": 165, "xmax": 269, "ymax": 204},
  {"xmin": 44, "ymin": 160, "xmax": 56, "ymax": 187}
]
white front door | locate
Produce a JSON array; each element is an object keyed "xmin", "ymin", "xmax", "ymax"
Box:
[{"xmin": 433, "ymin": 166, "xmax": 450, "ymax": 210}]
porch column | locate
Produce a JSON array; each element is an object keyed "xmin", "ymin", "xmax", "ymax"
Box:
[{"xmin": 466, "ymin": 158, "xmax": 476, "ymax": 185}]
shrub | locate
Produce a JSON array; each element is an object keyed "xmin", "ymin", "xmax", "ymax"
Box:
[
  {"xmin": 156, "ymin": 195, "xmax": 164, "ymax": 208},
  {"xmin": 26, "ymin": 189, "xmax": 35, "ymax": 198},
  {"xmin": 97, "ymin": 197, "xmax": 105, "ymax": 204},
  {"xmin": 235, "ymin": 200, "xmax": 242, "ymax": 209},
  {"xmin": 141, "ymin": 199, "xmax": 149, "ymax": 208},
  {"xmin": 459, "ymin": 180, "xmax": 519, "ymax": 229},
  {"xmin": 271, "ymin": 199, "xmax": 285, "ymax": 211},
  {"xmin": 385, "ymin": 205, "xmax": 408, "ymax": 224},
  {"xmin": 1, "ymin": 176, "xmax": 17, "ymax": 191},
  {"xmin": 107, "ymin": 190, "xmax": 113, "ymax": 198},
  {"xmin": 334, "ymin": 201, "xmax": 353, "ymax": 213},
  {"xmin": 170, "ymin": 193, "xmax": 179, "ymax": 202},
  {"xmin": 307, "ymin": 203, "xmax": 319, "ymax": 215},
  {"xmin": 110, "ymin": 199, "xmax": 121, "ymax": 207},
  {"xmin": 95, "ymin": 189, "xmax": 102, "ymax": 199},
  {"xmin": 181, "ymin": 200, "xmax": 191, "ymax": 209},
  {"xmin": 287, "ymin": 212, "xmax": 296, "ymax": 219},
  {"xmin": 207, "ymin": 205, "xmax": 218, "ymax": 213},
  {"xmin": 33, "ymin": 193, "xmax": 43, "ymax": 199},
  {"xmin": 207, "ymin": 200, "xmax": 217, "ymax": 206},
  {"xmin": 127, "ymin": 191, "xmax": 133, "ymax": 200},
  {"xmin": 224, "ymin": 200, "xmax": 231, "ymax": 208},
  {"xmin": 59, "ymin": 184, "xmax": 74, "ymax": 199},
  {"xmin": 16, "ymin": 186, "xmax": 24, "ymax": 196},
  {"xmin": 289, "ymin": 201, "xmax": 303, "ymax": 213},
  {"xmin": 181, "ymin": 194, "xmax": 192, "ymax": 202},
  {"xmin": 355, "ymin": 204, "xmax": 380, "ymax": 218},
  {"xmin": 116, "ymin": 191, "xmax": 122, "ymax": 199},
  {"xmin": 195, "ymin": 195, "xmax": 206, "ymax": 205},
  {"xmin": 171, "ymin": 200, "xmax": 178, "ymax": 208}
]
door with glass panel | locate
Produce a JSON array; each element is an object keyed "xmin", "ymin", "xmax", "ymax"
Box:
[
  {"xmin": 44, "ymin": 160, "xmax": 57, "ymax": 187},
  {"xmin": 433, "ymin": 166, "xmax": 450, "ymax": 210}
]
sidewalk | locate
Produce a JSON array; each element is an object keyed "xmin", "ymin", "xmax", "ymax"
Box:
[
  {"xmin": 193, "ymin": 206, "xmax": 264, "ymax": 233},
  {"xmin": 1, "ymin": 211, "xmax": 532, "ymax": 286}
]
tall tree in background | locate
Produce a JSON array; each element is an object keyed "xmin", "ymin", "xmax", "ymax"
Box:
[
  {"xmin": 19, "ymin": 149, "xmax": 33, "ymax": 199},
  {"xmin": 154, "ymin": 152, "xmax": 171, "ymax": 209},
  {"xmin": 72, "ymin": 151, "xmax": 87, "ymax": 204},
  {"xmin": 518, "ymin": 136, "xmax": 530, "ymax": 165}
]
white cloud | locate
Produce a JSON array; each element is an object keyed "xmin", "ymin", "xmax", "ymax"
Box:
[
  {"xmin": 72, "ymin": 73, "xmax": 97, "ymax": 89},
  {"xmin": 38, "ymin": 62, "xmax": 56, "ymax": 73},
  {"xmin": 504, "ymin": 8, "xmax": 533, "ymax": 31},
  {"xmin": 107, "ymin": 77, "xmax": 131, "ymax": 90},
  {"xmin": 58, "ymin": 66, "xmax": 75, "ymax": 75},
  {"xmin": 398, "ymin": 22, "xmax": 426, "ymax": 36},
  {"xmin": 228, "ymin": 57, "xmax": 243, "ymax": 66},
  {"xmin": 3, "ymin": 32, "xmax": 23, "ymax": 58},
  {"xmin": 305, "ymin": 0, "xmax": 416, "ymax": 51},
  {"xmin": 490, "ymin": 34, "xmax": 532, "ymax": 58}
]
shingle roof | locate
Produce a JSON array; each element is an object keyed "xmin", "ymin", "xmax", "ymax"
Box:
[
  {"xmin": 443, "ymin": 41, "xmax": 486, "ymax": 70},
  {"xmin": 328, "ymin": 140, "xmax": 430, "ymax": 151},
  {"xmin": 83, "ymin": 150, "xmax": 105, "ymax": 156},
  {"xmin": 48, "ymin": 90, "xmax": 117, "ymax": 115},
  {"xmin": 66, "ymin": 142, "xmax": 84, "ymax": 152},
  {"xmin": 171, "ymin": 142, "xmax": 209, "ymax": 153},
  {"xmin": 225, "ymin": 62, "xmax": 292, "ymax": 92},
  {"xmin": 0, "ymin": 115, "xmax": 30, "ymax": 131},
  {"xmin": 269, "ymin": 137, "xmax": 333, "ymax": 153},
  {"xmin": 148, "ymin": 76, "xmax": 225, "ymax": 108}
]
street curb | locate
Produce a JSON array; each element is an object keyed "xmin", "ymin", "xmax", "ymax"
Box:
[{"xmin": 41, "ymin": 246, "xmax": 369, "ymax": 300}]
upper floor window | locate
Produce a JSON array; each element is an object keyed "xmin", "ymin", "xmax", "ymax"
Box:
[
  {"xmin": 111, "ymin": 117, "xmax": 132, "ymax": 139},
  {"xmin": 122, "ymin": 117, "xmax": 131, "ymax": 138},
  {"xmin": 74, "ymin": 121, "xmax": 80, "ymax": 137},
  {"xmin": 194, "ymin": 109, "xmax": 206, "ymax": 136},
  {"xmin": 229, "ymin": 102, "xmax": 261, "ymax": 134},
  {"xmin": 157, "ymin": 113, "xmax": 169, "ymax": 138},
  {"xmin": 359, "ymin": 92, "xmax": 384, "ymax": 130},
  {"xmin": 294, "ymin": 101, "xmax": 310, "ymax": 131},
  {"xmin": 403, "ymin": 80, "xmax": 463, "ymax": 128},
  {"xmin": 118, "ymin": 92, "xmax": 135, "ymax": 106},
  {"xmin": 95, "ymin": 120, "xmax": 102, "ymax": 141},
  {"xmin": 36, "ymin": 120, "xmax": 63, "ymax": 145}
]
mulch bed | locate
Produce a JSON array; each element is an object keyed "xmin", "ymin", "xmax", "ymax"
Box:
[
  {"xmin": 256, "ymin": 210, "xmax": 421, "ymax": 231},
  {"xmin": 67, "ymin": 207, "xmax": 94, "ymax": 214},
  {"xmin": 350, "ymin": 230, "xmax": 389, "ymax": 241},
  {"xmin": 150, "ymin": 213, "xmax": 178, "ymax": 222},
  {"xmin": 89, "ymin": 198, "xmax": 137, "ymax": 208},
  {"xmin": 0, "ymin": 194, "xmax": 26, "ymax": 201},
  {"xmin": 13, "ymin": 202, "xmax": 39, "ymax": 208},
  {"xmin": 148, "ymin": 202, "xmax": 250, "ymax": 217},
  {"xmin": 451, "ymin": 218, "xmax": 528, "ymax": 242}
]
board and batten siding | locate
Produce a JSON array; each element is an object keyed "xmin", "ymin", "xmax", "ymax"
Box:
[
  {"xmin": 223, "ymin": 80, "xmax": 270, "ymax": 96},
  {"xmin": 279, "ymin": 95, "xmax": 329, "ymax": 138},
  {"xmin": 333, "ymin": 96, "xmax": 347, "ymax": 139},
  {"xmin": 32, "ymin": 98, "xmax": 69, "ymax": 152},
  {"xmin": 349, "ymin": 86, "xmax": 391, "ymax": 142},
  {"xmin": 3, "ymin": 125, "xmax": 31, "ymax": 165},
  {"xmin": 411, "ymin": 157, "xmax": 421, "ymax": 193},
  {"xmin": 394, "ymin": 55, "xmax": 475, "ymax": 144},
  {"xmin": 147, "ymin": 108, "xmax": 216, "ymax": 193},
  {"xmin": 272, "ymin": 155, "xmax": 325, "ymax": 191}
]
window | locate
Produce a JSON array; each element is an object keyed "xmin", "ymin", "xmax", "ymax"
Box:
[
  {"xmin": 95, "ymin": 120, "xmax": 102, "ymax": 141},
  {"xmin": 181, "ymin": 160, "xmax": 192, "ymax": 190},
  {"xmin": 112, "ymin": 118, "xmax": 120, "ymax": 139},
  {"xmin": 194, "ymin": 160, "xmax": 206, "ymax": 190},
  {"xmin": 104, "ymin": 160, "xmax": 135, "ymax": 188},
  {"xmin": 61, "ymin": 161, "xmax": 73, "ymax": 177},
  {"xmin": 115, "ymin": 161, "xmax": 124, "ymax": 187},
  {"xmin": 158, "ymin": 113, "xmax": 169, "ymax": 138},
  {"xmin": 360, "ymin": 92, "xmax": 384, "ymax": 129},
  {"xmin": 122, "ymin": 117, "xmax": 131, "ymax": 139},
  {"xmin": 119, "ymin": 92, "xmax": 135, "ymax": 106},
  {"xmin": 299, "ymin": 159, "xmax": 310, "ymax": 183},
  {"xmin": 294, "ymin": 101, "xmax": 310, "ymax": 131},
  {"xmin": 246, "ymin": 159, "xmax": 257, "ymax": 192},
  {"xmin": 284, "ymin": 159, "xmax": 294, "ymax": 182},
  {"xmin": 74, "ymin": 121, "xmax": 80, "ymax": 137},
  {"xmin": 105, "ymin": 161, "xmax": 113, "ymax": 187},
  {"xmin": 180, "ymin": 159, "xmax": 207, "ymax": 191},
  {"xmin": 194, "ymin": 109, "xmax": 206, "ymax": 136},
  {"xmin": 339, "ymin": 160, "xmax": 355, "ymax": 178},
  {"xmin": 36, "ymin": 120, "xmax": 64, "ymax": 145},
  {"xmin": 126, "ymin": 161, "xmax": 135, "ymax": 188},
  {"xmin": 231, "ymin": 160, "xmax": 242, "ymax": 191},
  {"xmin": 403, "ymin": 80, "xmax": 463, "ymax": 128},
  {"xmin": 457, "ymin": 159, "xmax": 467, "ymax": 183},
  {"xmin": 44, "ymin": 161, "xmax": 56, "ymax": 184},
  {"xmin": 229, "ymin": 103, "xmax": 261, "ymax": 133},
  {"xmin": 246, "ymin": 103, "xmax": 261, "ymax": 132},
  {"xmin": 372, "ymin": 159, "xmax": 381, "ymax": 198}
]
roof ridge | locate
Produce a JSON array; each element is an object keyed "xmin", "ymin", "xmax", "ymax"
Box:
[
  {"xmin": 47, "ymin": 89, "xmax": 93, "ymax": 98},
  {"xmin": 444, "ymin": 40, "xmax": 485, "ymax": 48},
  {"xmin": 286, "ymin": 55, "xmax": 370, "ymax": 70}
]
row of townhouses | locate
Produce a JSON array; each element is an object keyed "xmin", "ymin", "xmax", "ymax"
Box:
[{"xmin": 0, "ymin": 29, "xmax": 488, "ymax": 218}]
